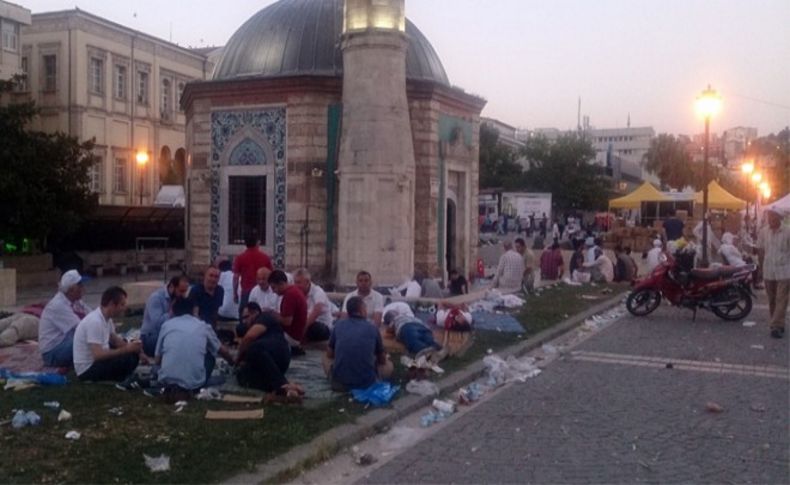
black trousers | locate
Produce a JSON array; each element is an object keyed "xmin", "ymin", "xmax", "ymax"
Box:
[
  {"xmin": 237, "ymin": 339, "xmax": 290, "ymax": 393},
  {"xmin": 304, "ymin": 321, "xmax": 331, "ymax": 342},
  {"xmin": 78, "ymin": 353, "xmax": 139, "ymax": 382}
]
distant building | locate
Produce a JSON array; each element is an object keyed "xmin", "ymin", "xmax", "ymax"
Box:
[
  {"xmin": 723, "ymin": 126, "xmax": 758, "ymax": 164},
  {"xmin": 588, "ymin": 126, "xmax": 654, "ymax": 173},
  {"xmin": 0, "ymin": 1, "xmax": 30, "ymax": 80},
  {"xmin": 9, "ymin": 9, "xmax": 213, "ymax": 206},
  {"xmin": 481, "ymin": 117, "xmax": 528, "ymax": 168},
  {"xmin": 528, "ymin": 127, "xmax": 562, "ymax": 142}
]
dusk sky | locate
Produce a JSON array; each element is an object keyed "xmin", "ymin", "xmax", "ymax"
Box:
[{"xmin": 19, "ymin": 0, "xmax": 790, "ymax": 136}]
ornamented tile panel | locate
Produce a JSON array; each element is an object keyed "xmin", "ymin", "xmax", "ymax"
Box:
[{"xmin": 210, "ymin": 108, "xmax": 287, "ymax": 267}]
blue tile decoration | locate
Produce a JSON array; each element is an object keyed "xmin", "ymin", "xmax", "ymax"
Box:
[{"xmin": 210, "ymin": 108, "xmax": 287, "ymax": 267}]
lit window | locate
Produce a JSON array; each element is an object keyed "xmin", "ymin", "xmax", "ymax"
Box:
[
  {"xmin": 43, "ymin": 55, "xmax": 57, "ymax": 91},
  {"xmin": 1, "ymin": 20, "xmax": 17, "ymax": 52},
  {"xmin": 114, "ymin": 157, "xmax": 128, "ymax": 192},
  {"xmin": 89, "ymin": 58, "xmax": 104, "ymax": 94},
  {"xmin": 114, "ymin": 65, "xmax": 127, "ymax": 99},
  {"xmin": 228, "ymin": 176, "xmax": 267, "ymax": 246}
]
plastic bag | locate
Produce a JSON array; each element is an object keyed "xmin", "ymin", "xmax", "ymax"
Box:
[
  {"xmin": 405, "ymin": 379, "xmax": 440, "ymax": 397},
  {"xmin": 143, "ymin": 454, "xmax": 171, "ymax": 473},
  {"xmin": 351, "ymin": 381, "xmax": 400, "ymax": 407},
  {"xmin": 380, "ymin": 426, "xmax": 423, "ymax": 451}
]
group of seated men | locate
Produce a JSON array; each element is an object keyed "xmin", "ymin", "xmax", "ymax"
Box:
[{"xmin": 35, "ymin": 264, "xmax": 469, "ymax": 400}]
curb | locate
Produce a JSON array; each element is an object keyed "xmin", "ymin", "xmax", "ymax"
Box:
[{"xmin": 223, "ymin": 291, "xmax": 628, "ymax": 485}]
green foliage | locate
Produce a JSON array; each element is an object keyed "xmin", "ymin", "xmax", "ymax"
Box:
[
  {"xmin": 520, "ymin": 133, "xmax": 611, "ymax": 211},
  {"xmin": 643, "ymin": 133, "xmax": 700, "ymax": 190},
  {"xmin": 479, "ymin": 123, "xmax": 525, "ymax": 189},
  {"xmin": 0, "ymin": 77, "xmax": 98, "ymax": 249}
]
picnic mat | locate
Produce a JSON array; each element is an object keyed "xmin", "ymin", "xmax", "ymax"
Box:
[
  {"xmin": 414, "ymin": 311, "xmax": 524, "ymax": 333},
  {"xmin": 0, "ymin": 341, "xmax": 50, "ymax": 373}
]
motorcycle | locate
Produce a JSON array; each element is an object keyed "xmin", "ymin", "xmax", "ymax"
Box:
[{"xmin": 626, "ymin": 252, "xmax": 755, "ymax": 321}]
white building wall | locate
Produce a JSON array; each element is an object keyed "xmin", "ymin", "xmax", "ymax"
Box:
[{"xmin": 0, "ymin": 1, "xmax": 30, "ymax": 80}]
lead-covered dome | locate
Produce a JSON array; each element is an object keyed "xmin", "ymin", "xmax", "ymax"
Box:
[{"xmin": 212, "ymin": 0, "xmax": 449, "ymax": 85}]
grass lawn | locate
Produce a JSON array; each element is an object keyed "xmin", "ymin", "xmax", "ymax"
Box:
[{"xmin": 0, "ymin": 282, "xmax": 626, "ymax": 484}]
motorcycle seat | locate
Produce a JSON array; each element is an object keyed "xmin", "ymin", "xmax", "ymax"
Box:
[{"xmin": 690, "ymin": 266, "xmax": 742, "ymax": 280}]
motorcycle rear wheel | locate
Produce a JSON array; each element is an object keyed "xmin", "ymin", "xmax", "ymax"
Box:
[
  {"xmin": 711, "ymin": 287, "xmax": 752, "ymax": 321},
  {"xmin": 626, "ymin": 289, "xmax": 662, "ymax": 316}
]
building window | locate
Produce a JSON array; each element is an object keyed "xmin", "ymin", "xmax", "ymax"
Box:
[
  {"xmin": 89, "ymin": 57, "xmax": 104, "ymax": 94},
  {"xmin": 228, "ymin": 176, "xmax": 266, "ymax": 246},
  {"xmin": 43, "ymin": 54, "xmax": 57, "ymax": 92},
  {"xmin": 1, "ymin": 20, "xmax": 17, "ymax": 52},
  {"xmin": 160, "ymin": 78, "xmax": 171, "ymax": 119},
  {"xmin": 16, "ymin": 56, "xmax": 28, "ymax": 91},
  {"xmin": 114, "ymin": 157, "xmax": 128, "ymax": 193},
  {"xmin": 176, "ymin": 82, "xmax": 185, "ymax": 112},
  {"xmin": 88, "ymin": 157, "xmax": 103, "ymax": 193},
  {"xmin": 114, "ymin": 65, "xmax": 127, "ymax": 99},
  {"xmin": 137, "ymin": 71, "xmax": 149, "ymax": 105}
]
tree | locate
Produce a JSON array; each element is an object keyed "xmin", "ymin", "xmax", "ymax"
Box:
[
  {"xmin": 520, "ymin": 133, "xmax": 611, "ymax": 211},
  {"xmin": 0, "ymin": 77, "xmax": 98, "ymax": 251},
  {"xmin": 479, "ymin": 124, "xmax": 525, "ymax": 190},
  {"xmin": 643, "ymin": 134, "xmax": 700, "ymax": 190}
]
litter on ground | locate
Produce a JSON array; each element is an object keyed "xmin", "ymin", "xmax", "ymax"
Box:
[
  {"xmin": 57, "ymin": 410, "xmax": 72, "ymax": 422},
  {"xmin": 64, "ymin": 430, "xmax": 81, "ymax": 440},
  {"xmin": 143, "ymin": 454, "xmax": 171, "ymax": 473},
  {"xmin": 405, "ymin": 379, "xmax": 440, "ymax": 397}
]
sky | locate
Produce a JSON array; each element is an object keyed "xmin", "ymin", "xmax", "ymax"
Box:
[{"xmin": 18, "ymin": 0, "xmax": 790, "ymax": 136}]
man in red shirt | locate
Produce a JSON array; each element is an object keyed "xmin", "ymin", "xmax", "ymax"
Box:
[
  {"xmin": 232, "ymin": 235, "xmax": 273, "ymax": 320},
  {"xmin": 269, "ymin": 269, "xmax": 308, "ymax": 356}
]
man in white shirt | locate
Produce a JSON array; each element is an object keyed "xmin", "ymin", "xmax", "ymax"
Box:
[
  {"xmin": 584, "ymin": 252, "xmax": 615, "ymax": 283},
  {"xmin": 341, "ymin": 271, "xmax": 385, "ymax": 326},
  {"xmin": 492, "ymin": 240, "xmax": 525, "ymax": 290},
  {"xmin": 646, "ymin": 239, "xmax": 667, "ymax": 273},
  {"xmin": 248, "ymin": 267, "xmax": 280, "ymax": 313},
  {"xmin": 758, "ymin": 209, "xmax": 790, "ymax": 339},
  {"xmin": 38, "ymin": 270, "xmax": 92, "ymax": 368},
  {"xmin": 217, "ymin": 260, "xmax": 239, "ymax": 320},
  {"xmin": 73, "ymin": 286, "xmax": 141, "ymax": 383},
  {"xmin": 719, "ymin": 232, "xmax": 747, "ymax": 267},
  {"xmin": 294, "ymin": 268, "xmax": 333, "ymax": 343},
  {"xmin": 394, "ymin": 275, "xmax": 421, "ymax": 298}
]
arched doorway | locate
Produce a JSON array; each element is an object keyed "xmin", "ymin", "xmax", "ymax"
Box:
[
  {"xmin": 174, "ymin": 148, "xmax": 186, "ymax": 185},
  {"xmin": 446, "ymin": 198, "xmax": 457, "ymax": 272},
  {"xmin": 159, "ymin": 146, "xmax": 172, "ymax": 183}
]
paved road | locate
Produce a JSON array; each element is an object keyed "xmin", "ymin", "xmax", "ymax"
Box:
[{"xmin": 361, "ymin": 296, "xmax": 789, "ymax": 484}]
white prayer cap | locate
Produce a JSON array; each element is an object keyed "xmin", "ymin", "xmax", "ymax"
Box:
[
  {"xmin": 653, "ymin": 239, "xmax": 663, "ymax": 248},
  {"xmin": 59, "ymin": 270, "xmax": 87, "ymax": 292}
]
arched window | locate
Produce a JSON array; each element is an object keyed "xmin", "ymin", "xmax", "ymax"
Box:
[
  {"xmin": 159, "ymin": 146, "xmax": 172, "ymax": 184},
  {"xmin": 174, "ymin": 148, "xmax": 187, "ymax": 185}
]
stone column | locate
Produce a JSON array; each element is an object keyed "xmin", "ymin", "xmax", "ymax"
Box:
[{"xmin": 336, "ymin": 28, "xmax": 416, "ymax": 286}]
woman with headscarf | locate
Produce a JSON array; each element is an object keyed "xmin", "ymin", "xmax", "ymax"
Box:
[{"xmin": 719, "ymin": 232, "xmax": 746, "ymax": 266}]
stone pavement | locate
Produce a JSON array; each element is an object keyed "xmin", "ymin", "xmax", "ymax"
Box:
[{"xmin": 360, "ymin": 295, "xmax": 789, "ymax": 484}]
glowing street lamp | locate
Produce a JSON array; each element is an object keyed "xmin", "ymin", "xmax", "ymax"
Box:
[
  {"xmin": 741, "ymin": 161, "xmax": 754, "ymax": 175},
  {"xmin": 695, "ymin": 85, "xmax": 722, "ymax": 267},
  {"xmin": 136, "ymin": 150, "xmax": 149, "ymax": 206},
  {"xmin": 762, "ymin": 186, "xmax": 772, "ymax": 199},
  {"xmin": 751, "ymin": 172, "xmax": 762, "ymax": 184}
]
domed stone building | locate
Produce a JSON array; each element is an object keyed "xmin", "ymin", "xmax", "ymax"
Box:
[{"xmin": 182, "ymin": 0, "xmax": 486, "ymax": 286}]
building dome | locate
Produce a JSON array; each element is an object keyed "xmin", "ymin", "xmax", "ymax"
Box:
[{"xmin": 212, "ymin": 0, "xmax": 449, "ymax": 85}]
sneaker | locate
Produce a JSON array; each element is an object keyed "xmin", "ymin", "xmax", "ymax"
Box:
[
  {"xmin": 115, "ymin": 376, "xmax": 141, "ymax": 391},
  {"xmin": 770, "ymin": 328, "xmax": 785, "ymax": 339},
  {"xmin": 143, "ymin": 387, "xmax": 164, "ymax": 398}
]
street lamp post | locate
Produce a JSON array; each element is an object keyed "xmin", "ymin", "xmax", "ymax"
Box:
[
  {"xmin": 136, "ymin": 151, "xmax": 149, "ymax": 206},
  {"xmin": 695, "ymin": 85, "xmax": 722, "ymax": 267}
]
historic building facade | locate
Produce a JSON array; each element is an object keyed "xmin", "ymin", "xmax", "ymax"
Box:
[
  {"xmin": 0, "ymin": 1, "xmax": 30, "ymax": 81},
  {"xmin": 11, "ymin": 9, "xmax": 211, "ymax": 206},
  {"xmin": 183, "ymin": 0, "xmax": 485, "ymax": 285}
]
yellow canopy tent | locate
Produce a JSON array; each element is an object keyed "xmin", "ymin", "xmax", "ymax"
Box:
[
  {"xmin": 609, "ymin": 182, "xmax": 669, "ymax": 209},
  {"xmin": 695, "ymin": 181, "xmax": 746, "ymax": 210}
]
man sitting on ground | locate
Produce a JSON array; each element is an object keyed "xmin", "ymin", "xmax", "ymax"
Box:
[
  {"xmin": 73, "ymin": 286, "xmax": 141, "ymax": 384},
  {"xmin": 492, "ymin": 240, "xmax": 525, "ymax": 290},
  {"xmin": 189, "ymin": 267, "xmax": 224, "ymax": 328},
  {"xmin": 382, "ymin": 303, "xmax": 445, "ymax": 360},
  {"xmin": 235, "ymin": 302, "xmax": 302, "ymax": 400},
  {"xmin": 248, "ymin": 267, "xmax": 279, "ymax": 313},
  {"xmin": 341, "ymin": 271, "xmax": 385, "ymax": 326},
  {"xmin": 293, "ymin": 268, "xmax": 333, "ymax": 343},
  {"xmin": 613, "ymin": 246, "xmax": 638, "ymax": 282},
  {"xmin": 448, "ymin": 269, "xmax": 468, "ymax": 296},
  {"xmin": 38, "ymin": 270, "xmax": 92, "ymax": 368},
  {"xmin": 155, "ymin": 297, "xmax": 233, "ymax": 398},
  {"xmin": 268, "ymin": 270, "xmax": 309, "ymax": 355},
  {"xmin": 324, "ymin": 297, "xmax": 392, "ymax": 392},
  {"xmin": 141, "ymin": 275, "xmax": 190, "ymax": 357}
]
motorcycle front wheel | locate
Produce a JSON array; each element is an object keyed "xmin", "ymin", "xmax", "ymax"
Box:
[
  {"xmin": 626, "ymin": 289, "xmax": 662, "ymax": 316},
  {"xmin": 711, "ymin": 286, "xmax": 753, "ymax": 321}
]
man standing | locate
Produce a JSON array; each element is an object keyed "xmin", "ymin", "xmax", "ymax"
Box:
[
  {"xmin": 758, "ymin": 209, "xmax": 789, "ymax": 339},
  {"xmin": 189, "ymin": 267, "xmax": 224, "ymax": 327},
  {"xmin": 514, "ymin": 238, "xmax": 536, "ymax": 292},
  {"xmin": 38, "ymin": 270, "xmax": 92, "ymax": 368},
  {"xmin": 73, "ymin": 287, "xmax": 141, "ymax": 383},
  {"xmin": 232, "ymin": 235, "xmax": 273, "ymax": 318},
  {"xmin": 248, "ymin": 267, "xmax": 279, "ymax": 312},
  {"xmin": 268, "ymin": 270, "xmax": 308, "ymax": 353},
  {"xmin": 141, "ymin": 275, "xmax": 190, "ymax": 357},
  {"xmin": 323, "ymin": 297, "xmax": 392, "ymax": 391},
  {"xmin": 341, "ymin": 271, "xmax": 385, "ymax": 326},
  {"xmin": 293, "ymin": 268, "xmax": 333, "ymax": 343},
  {"xmin": 492, "ymin": 240, "xmax": 525, "ymax": 290},
  {"xmin": 155, "ymin": 297, "xmax": 233, "ymax": 394},
  {"xmin": 663, "ymin": 210, "xmax": 686, "ymax": 242}
]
